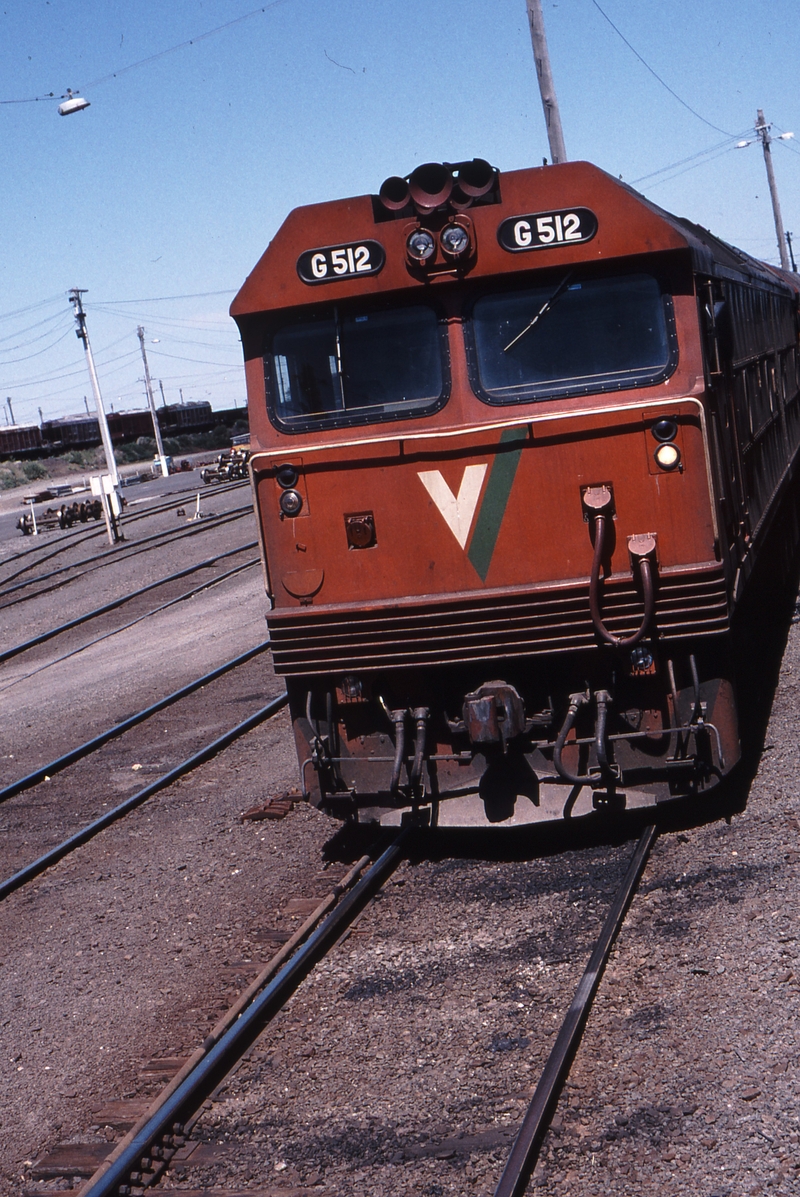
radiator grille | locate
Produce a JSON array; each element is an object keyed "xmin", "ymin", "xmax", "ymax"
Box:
[{"xmin": 267, "ymin": 565, "xmax": 730, "ymax": 675}]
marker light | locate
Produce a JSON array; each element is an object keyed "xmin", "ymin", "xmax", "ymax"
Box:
[
  {"xmin": 440, "ymin": 223, "xmax": 470, "ymax": 258},
  {"xmin": 654, "ymin": 443, "xmax": 681, "ymax": 471},
  {"xmin": 406, "ymin": 228, "xmax": 436, "ymax": 263},
  {"xmin": 279, "ymin": 488, "xmax": 303, "ymax": 516},
  {"xmin": 651, "ymin": 418, "xmax": 678, "ymax": 442}
]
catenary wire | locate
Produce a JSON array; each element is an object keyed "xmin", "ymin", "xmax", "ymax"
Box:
[
  {"xmin": 589, "ymin": 0, "xmax": 733, "ymax": 136},
  {"xmin": 639, "ymin": 144, "xmax": 741, "ymax": 190},
  {"xmin": 630, "ymin": 131, "xmax": 753, "ymax": 185},
  {"xmin": 0, "ymin": 2, "xmax": 296, "ymax": 104}
]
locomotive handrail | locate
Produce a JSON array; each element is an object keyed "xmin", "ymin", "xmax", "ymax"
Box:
[{"xmin": 588, "ymin": 511, "xmax": 655, "ymax": 648}]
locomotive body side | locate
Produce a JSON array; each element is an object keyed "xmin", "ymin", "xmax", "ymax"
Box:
[{"xmin": 233, "ymin": 161, "xmax": 800, "ymax": 825}]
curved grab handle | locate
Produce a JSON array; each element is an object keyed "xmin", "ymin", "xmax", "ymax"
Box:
[{"xmin": 589, "ymin": 514, "xmax": 656, "ymax": 648}]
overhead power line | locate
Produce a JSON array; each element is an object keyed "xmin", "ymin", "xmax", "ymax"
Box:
[
  {"xmin": 589, "ymin": 0, "xmax": 733, "ymax": 136},
  {"xmin": 91, "ymin": 289, "xmax": 236, "ymax": 305},
  {"xmin": 1, "ymin": 1, "xmax": 295, "ymax": 105}
]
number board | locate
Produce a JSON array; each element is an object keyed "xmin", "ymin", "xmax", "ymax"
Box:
[
  {"xmin": 297, "ymin": 241, "xmax": 386, "ymax": 284},
  {"xmin": 497, "ymin": 208, "xmax": 598, "ymax": 253}
]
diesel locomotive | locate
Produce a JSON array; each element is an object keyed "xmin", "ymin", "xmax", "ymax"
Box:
[{"xmin": 232, "ymin": 159, "xmax": 800, "ymax": 826}]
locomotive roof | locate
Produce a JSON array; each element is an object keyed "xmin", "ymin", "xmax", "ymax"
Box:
[{"xmin": 231, "ymin": 160, "xmax": 798, "ymax": 319}]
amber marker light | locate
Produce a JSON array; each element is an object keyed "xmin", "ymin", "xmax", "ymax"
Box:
[{"xmin": 654, "ymin": 442, "xmax": 681, "ymax": 471}]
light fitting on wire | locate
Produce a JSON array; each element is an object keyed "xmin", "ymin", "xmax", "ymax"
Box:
[{"xmin": 58, "ymin": 89, "xmax": 91, "ymax": 116}]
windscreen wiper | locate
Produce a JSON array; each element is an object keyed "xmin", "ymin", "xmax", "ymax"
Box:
[{"xmin": 502, "ymin": 271, "xmax": 574, "ymax": 354}]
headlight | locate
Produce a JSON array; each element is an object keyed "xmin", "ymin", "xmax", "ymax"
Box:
[
  {"xmin": 654, "ymin": 442, "xmax": 681, "ymax": 471},
  {"xmin": 406, "ymin": 228, "xmax": 436, "ymax": 263},
  {"xmin": 440, "ymin": 223, "xmax": 470, "ymax": 257},
  {"xmin": 279, "ymin": 488, "xmax": 303, "ymax": 516}
]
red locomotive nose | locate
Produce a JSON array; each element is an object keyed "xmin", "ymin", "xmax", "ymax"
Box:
[{"xmin": 232, "ymin": 157, "xmax": 799, "ymax": 825}]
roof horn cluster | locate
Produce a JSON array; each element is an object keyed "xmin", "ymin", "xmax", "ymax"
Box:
[{"xmin": 375, "ymin": 159, "xmax": 500, "ymax": 220}]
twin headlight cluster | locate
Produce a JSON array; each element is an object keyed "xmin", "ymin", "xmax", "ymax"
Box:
[
  {"xmin": 406, "ymin": 219, "xmax": 472, "ymax": 267},
  {"xmin": 651, "ymin": 418, "xmax": 682, "ymax": 471}
]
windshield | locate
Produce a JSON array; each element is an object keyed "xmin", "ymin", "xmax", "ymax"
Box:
[
  {"xmin": 469, "ymin": 273, "xmax": 675, "ymax": 403},
  {"xmin": 266, "ymin": 304, "xmax": 447, "ymax": 430}
]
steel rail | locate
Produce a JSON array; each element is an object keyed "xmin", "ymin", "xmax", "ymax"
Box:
[
  {"xmin": 493, "ymin": 823, "xmax": 658, "ymax": 1197},
  {"xmin": 79, "ymin": 828, "xmax": 410, "ymax": 1197},
  {"xmin": 0, "ymin": 640, "xmax": 270, "ymax": 804},
  {"xmin": 0, "ymin": 504, "xmax": 253, "ymax": 600},
  {"xmin": 78, "ymin": 851, "xmax": 374, "ymax": 1196},
  {"xmin": 0, "ymin": 541, "xmax": 257, "ymax": 663},
  {"xmin": 0, "ymin": 558, "xmax": 260, "ymax": 696},
  {"xmin": 0, "ymin": 691, "xmax": 288, "ymax": 904}
]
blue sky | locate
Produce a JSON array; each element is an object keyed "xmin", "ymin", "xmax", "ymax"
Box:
[{"xmin": 2, "ymin": 0, "xmax": 799, "ymax": 425}]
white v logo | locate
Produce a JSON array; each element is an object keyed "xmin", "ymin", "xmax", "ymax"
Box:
[{"xmin": 418, "ymin": 464, "xmax": 488, "ymax": 549}]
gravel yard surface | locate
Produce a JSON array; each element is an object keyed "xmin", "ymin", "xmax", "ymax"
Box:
[{"xmin": 1, "ymin": 471, "xmax": 799, "ymax": 1197}]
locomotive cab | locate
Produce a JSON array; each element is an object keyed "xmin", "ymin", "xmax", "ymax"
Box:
[{"xmin": 233, "ymin": 160, "xmax": 800, "ymax": 826}]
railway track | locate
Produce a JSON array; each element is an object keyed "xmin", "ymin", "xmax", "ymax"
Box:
[
  {"xmin": 0, "ymin": 502, "xmax": 254, "ymax": 606},
  {"xmin": 0, "ymin": 642, "xmax": 269, "ymax": 804},
  {"xmin": 0, "ymin": 477, "xmax": 248, "ymax": 584},
  {"xmin": 0, "ymin": 542, "xmax": 258, "ymax": 663},
  {"xmin": 0, "ymin": 649, "xmax": 284, "ymax": 902},
  {"xmin": 41, "ymin": 823, "xmax": 657, "ymax": 1197}
]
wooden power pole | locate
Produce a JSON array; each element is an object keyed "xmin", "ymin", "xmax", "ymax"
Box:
[
  {"xmin": 756, "ymin": 109, "xmax": 791, "ymax": 270},
  {"xmin": 526, "ymin": 0, "xmax": 567, "ymax": 163}
]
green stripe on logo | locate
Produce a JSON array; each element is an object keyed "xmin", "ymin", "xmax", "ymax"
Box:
[{"xmin": 467, "ymin": 426, "xmax": 527, "ymax": 581}]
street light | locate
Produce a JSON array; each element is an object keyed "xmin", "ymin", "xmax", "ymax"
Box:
[{"xmin": 58, "ymin": 89, "xmax": 90, "ymax": 116}]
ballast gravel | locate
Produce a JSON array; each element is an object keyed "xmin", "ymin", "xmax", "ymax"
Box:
[{"xmin": 1, "ymin": 472, "xmax": 799, "ymax": 1197}]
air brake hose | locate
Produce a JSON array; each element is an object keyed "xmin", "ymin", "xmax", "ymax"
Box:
[
  {"xmin": 554, "ymin": 690, "xmax": 615, "ymax": 787},
  {"xmin": 553, "ymin": 691, "xmax": 595, "ymax": 786},
  {"xmin": 389, "ymin": 710, "xmax": 407, "ymax": 794},
  {"xmin": 410, "ymin": 707, "xmax": 430, "ymax": 789},
  {"xmin": 589, "ymin": 512, "xmax": 655, "ymax": 648}
]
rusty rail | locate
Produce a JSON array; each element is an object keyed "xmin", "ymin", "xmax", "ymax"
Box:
[
  {"xmin": 0, "ymin": 691, "xmax": 288, "ymax": 904},
  {"xmin": 494, "ymin": 823, "xmax": 657, "ymax": 1197},
  {"xmin": 78, "ymin": 829, "xmax": 410, "ymax": 1197}
]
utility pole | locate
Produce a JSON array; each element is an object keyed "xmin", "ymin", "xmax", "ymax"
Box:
[
  {"xmin": 755, "ymin": 110, "xmax": 790, "ymax": 270},
  {"xmin": 69, "ymin": 290, "xmax": 120, "ymax": 488},
  {"xmin": 137, "ymin": 326, "xmax": 170, "ymax": 477},
  {"xmin": 786, "ymin": 231, "xmax": 797, "ymax": 273},
  {"xmin": 526, "ymin": 0, "xmax": 567, "ymax": 164},
  {"xmin": 6, "ymin": 397, "xmax": 15, "ymax": 425}
]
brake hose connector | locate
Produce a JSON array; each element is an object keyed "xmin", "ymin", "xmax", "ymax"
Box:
[
  {"xmin": 553, "ymin": 689, "xmax": 615, "ymax": 788},
  {"xmin": 379, "ymin": 696, "xmax": 408, "ymax": 794},
  {"xmin": 583, "ymin": 486, "xmax": 656, "ymax": 648},
  {"xmin": 410, "ymin": 706, "xmax": 430, "ymax": 790}
]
